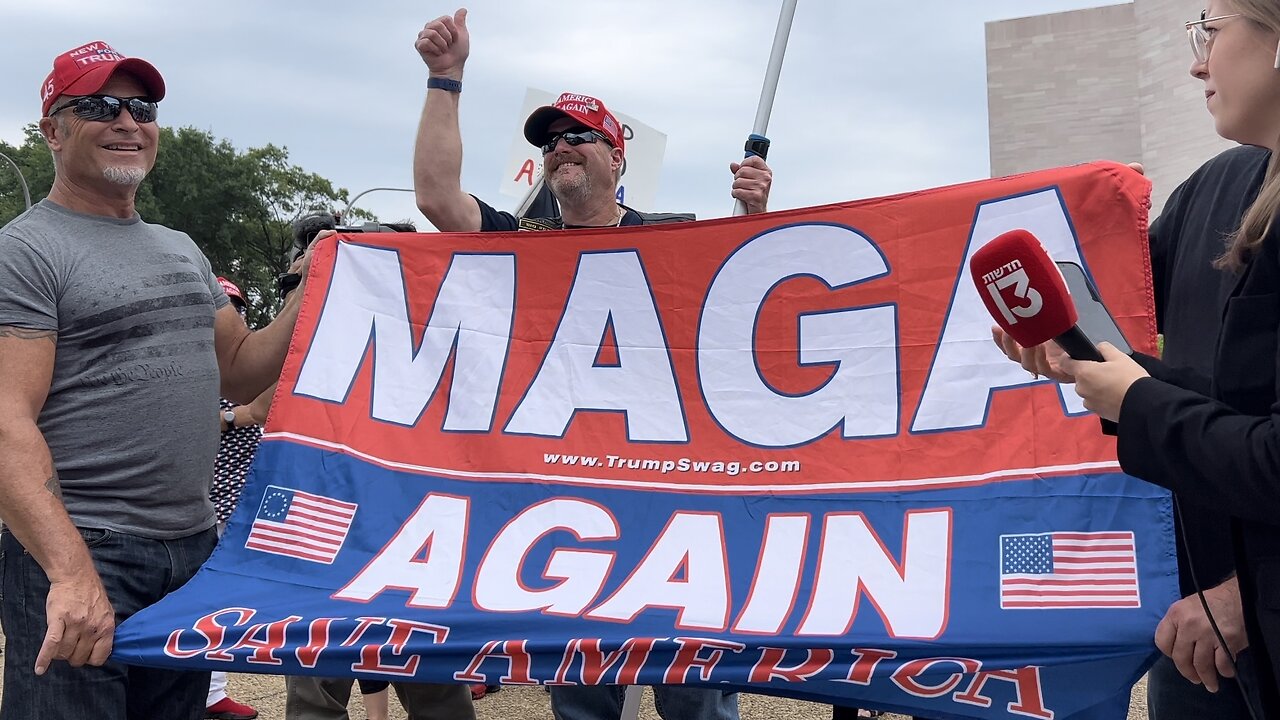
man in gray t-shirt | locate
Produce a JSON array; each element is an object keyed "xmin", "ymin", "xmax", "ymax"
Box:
[
  {"xmin": 0, "ymin": 204, "xmax": 227, "ymax": 538},
  {"xmin": 0, "ymin": 42, "xmax": 311, "ymax": 720}
]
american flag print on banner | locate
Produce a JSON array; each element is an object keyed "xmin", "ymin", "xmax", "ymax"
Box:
[
  {"xmin": 245, "ymin": 486, "xmax": 357, "ymax": 564},
  {"xmin": 999, "ymin": 531, "xmax": 1140, "ymax": 609}
]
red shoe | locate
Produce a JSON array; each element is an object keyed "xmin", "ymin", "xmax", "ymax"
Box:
[
  {"xmin": 206, "ymin": 696, "xmax": 259, "ymax": 720},
  {"xmin": 470, "ymin": 683, "xmax": 488, "ymax": 700}
]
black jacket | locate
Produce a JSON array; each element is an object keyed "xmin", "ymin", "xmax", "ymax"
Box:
[
  {"xmin": 1119, "ymin": 209, "xmax": 1280, "ymax": 716},
  {"xmin": 1150, "ymin": 145, "xmax": 1270, "ymax": 598}
]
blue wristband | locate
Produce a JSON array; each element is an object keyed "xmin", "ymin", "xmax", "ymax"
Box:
[{"xmin": 427, "ymin": 77, "xmax": 462, "ymax": 93}]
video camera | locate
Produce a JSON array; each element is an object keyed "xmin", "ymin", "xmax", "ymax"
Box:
[{"xmin": 277, "ymin": 211, "xmax": 416, "ymax": 298}]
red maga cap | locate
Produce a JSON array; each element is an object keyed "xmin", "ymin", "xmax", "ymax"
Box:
[
  {"xmin": 41, "ymin": 41, "xmax": 165, "ymax": 116},
  {"xmin": 969, "ymin": 229, "xmax": 1077, "ymax": 347},
  {"xmin": 523, "ymin": 92, "xmax": 625, "ymax": 153},
  {"xmin": 217, "ymin": 276, "xmax": 244, "ymax": 304}
]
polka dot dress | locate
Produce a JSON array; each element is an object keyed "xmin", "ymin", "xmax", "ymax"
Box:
[{"xmin": 211, "ymin": 398, "xmax": 264, "ymax": 522}]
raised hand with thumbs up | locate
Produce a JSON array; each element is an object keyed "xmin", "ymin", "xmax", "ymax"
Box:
[{"xmin": 416, "ymin": 8, "xmax": 469, "ymax": 81}]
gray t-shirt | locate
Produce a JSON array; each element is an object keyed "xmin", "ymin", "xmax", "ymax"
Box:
[{"xmin": 0, "ymin": 200, "xmax": 228, "ymax": 538}]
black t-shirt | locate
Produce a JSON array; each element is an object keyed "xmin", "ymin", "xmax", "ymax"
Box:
[
  {"xmin": 473, "ymin": 195, "xmax": 687, "ymax": 232},
  {"xmin": 1149, "ymin": 144, "xmax": 1269, "ymax": 596}
]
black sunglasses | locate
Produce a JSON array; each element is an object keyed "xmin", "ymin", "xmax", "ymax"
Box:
[
  {"xmin": 48, "ymin": 95, "xmax": 159, "ymax": 124},
  {"xmin": 541, "ymin": 129, "xmax": 610, "ymax": 156}
]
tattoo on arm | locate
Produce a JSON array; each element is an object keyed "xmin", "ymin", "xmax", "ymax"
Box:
[
  {"xmin": 44, "ymin": 472, "xmax": 63, "ymax": 502},
  {"xmin": 0, "ymin": 326, "xmax": 55, "ymax": 343}
]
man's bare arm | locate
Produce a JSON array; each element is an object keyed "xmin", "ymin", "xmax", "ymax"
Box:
[
  {"xmin": 413, "ymin": 9, "xmax": 482, "ymax": 232},
  {"xmin": 0, "ymin": 327, "xmax": 59, "ymax": 341},
  {"xmin": 0, "ymin": 327, "xmax": 114, "ymax": 674},
  {"xmin": 246, "ymin": 381, "xmax": 278, "ymax": 426},
  {"xmin": 44, "ymin": 471, "xmax": 62, "ymax": 500},
  {"xmin": 213, "ymin": 287, "xmax": 303, "ymax": 405}
]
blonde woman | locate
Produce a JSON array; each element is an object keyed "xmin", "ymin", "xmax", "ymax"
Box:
[{"xmin": 993, "ymin": 2, "xmax": 1280, "ymax": 714}]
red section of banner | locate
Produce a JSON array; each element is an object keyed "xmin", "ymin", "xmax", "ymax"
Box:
[{"xmin": 270, "ymin": 162, "xmax": 1152, "ymax": 494}]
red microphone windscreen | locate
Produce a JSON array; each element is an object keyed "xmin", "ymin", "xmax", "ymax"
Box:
[{"xmin": 969, "ymin": 229, "xmax": 1078, "ymax": 347}]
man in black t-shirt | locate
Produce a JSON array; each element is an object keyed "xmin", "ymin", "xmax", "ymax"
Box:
[
  {"xmin": 411, "ymin": 9, "xmax": 771, "ymax": 720},
  {"xmin": 1145, "ymin": 144, "xmax": 1269, "ymax": 720},
  {"xmin": 411, "ymin": 8, "xmax": 772, "ymax": 235}
]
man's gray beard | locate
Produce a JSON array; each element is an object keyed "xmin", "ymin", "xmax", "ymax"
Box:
[
  {"xmin": 547, "ymin": 168, "xmax": 593, "ymax": 207},
  {"xmin": 103, "ymin": 166, "xmax": 147, "ymax": 185}
]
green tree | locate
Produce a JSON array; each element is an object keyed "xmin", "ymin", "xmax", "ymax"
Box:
[
  {"xmin": 0, "ymin": 125, "xmax": 56, "ymax": 222},
  {"xmin": 0, "ymin": 124, "xmax": 354, "ymax": 326}
]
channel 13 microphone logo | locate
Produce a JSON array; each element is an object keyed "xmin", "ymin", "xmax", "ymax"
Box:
[{"xmin": 979, "ymin": 259, "xmax": 1043, "ymax": 325}]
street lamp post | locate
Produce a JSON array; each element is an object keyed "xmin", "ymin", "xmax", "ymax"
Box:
[
  {"xmin": 0, "ymin": 151, "xmax": 32, "ymax": 212},
  {"xmin": 341, "ymin": 187, "xmax": 414, "ymax": 223}
]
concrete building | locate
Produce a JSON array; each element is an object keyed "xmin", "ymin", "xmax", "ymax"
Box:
[{"xmin": 986, "ymin": 1, "xmax": 1235, "ymax": 216}]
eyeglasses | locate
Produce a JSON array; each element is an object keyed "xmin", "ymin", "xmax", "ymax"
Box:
[
  {"xmin": 1186, "ymin": 11, "xmax": 1242, "ymax": 64},
  {"xmin": 541, "ymin": 129, "xmax": 610, "ymax": 156},
  {"xmin": 47, "ymin": 95, "xmax": 159, "ymax": 124}
]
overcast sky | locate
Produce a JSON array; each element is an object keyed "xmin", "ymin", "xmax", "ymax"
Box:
[{"xmin": 1, "ymin": 0, "xmax": 1131, "ymax": 229}]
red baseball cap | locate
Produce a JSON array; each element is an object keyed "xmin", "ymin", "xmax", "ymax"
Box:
[
  {"xmin": 41, "ymin": 41, "xmax": 165, "ymax": 116},
  {"xmin": 217, "ymin": 277, "xmax": 245, "ymax": 305},
  {"xmin": 523, "ymin": 92, "xmax": 625, "ymax": 154}
]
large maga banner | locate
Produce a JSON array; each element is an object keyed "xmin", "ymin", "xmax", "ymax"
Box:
[{"xmin": 118, "ymin": 162, "xmax": 1174, "ymax": 719}]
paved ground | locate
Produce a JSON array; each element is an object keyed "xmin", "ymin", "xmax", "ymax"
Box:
[
  {"xmin": 0, "ymin": 642, "xmax": 1149, "ymax": 719},
  {"xmin": 218, "ymin": 673, "xmax": 1148, "ymax": 719}
]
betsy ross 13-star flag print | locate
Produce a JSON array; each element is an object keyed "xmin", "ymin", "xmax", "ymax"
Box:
[
  {"xmin": 116, "ymin": 162, "xmax": 1176, "ymax": 720},
  {"xmin": 245, "ymin": 486, "xmax": 357, "ymax": 564}
]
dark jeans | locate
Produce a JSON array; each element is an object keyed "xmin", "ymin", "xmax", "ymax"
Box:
[
  {"xmin": 1147, "ymin": 653, "xmax": 1255, "ymax": 720},
  {"xmin": 285, "ymin": 676, "xmax": 475, "ymax": 720},
  {"xmin": 550, "ymin": 686, "xmax": 739, "ymax": 720},
  {"xmin": 0, "ymin": 525, "xmax": 217, "ymax": 720}
]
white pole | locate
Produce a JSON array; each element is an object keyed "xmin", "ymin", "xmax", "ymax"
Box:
[
  {"xmin": 0, "ymin": 151, "xmax": 31, "ymax": 211},
  {"xmin": 732, "ymin": 0, "xmax": 799, "ymax": 216},
  {"xmin": 515, "ymin": 175, "xmax": 546, "ymax": 218},
  {"xmin": 342, "ymin": 186, "xmax": 414, "ymax": 222}
]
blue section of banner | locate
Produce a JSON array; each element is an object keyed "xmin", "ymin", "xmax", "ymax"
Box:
[{"xmin": 117, "ymin": 440, "xmax": 1176, "ymax": 719}]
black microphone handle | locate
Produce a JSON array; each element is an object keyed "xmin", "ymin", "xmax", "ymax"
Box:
[{"xmin": 1054, "ymin": 325, "xmax": 1105, "ymax": 362}]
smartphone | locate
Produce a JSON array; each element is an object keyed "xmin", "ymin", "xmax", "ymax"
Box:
[{"xmin": 1055, "ymin": 260, "xmax": 1132, "ymax": 354}]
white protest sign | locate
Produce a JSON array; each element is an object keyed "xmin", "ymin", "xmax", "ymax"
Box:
[{"xmin": 499, "ymin": 88, "xmax": 667, "ymax": 213}]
